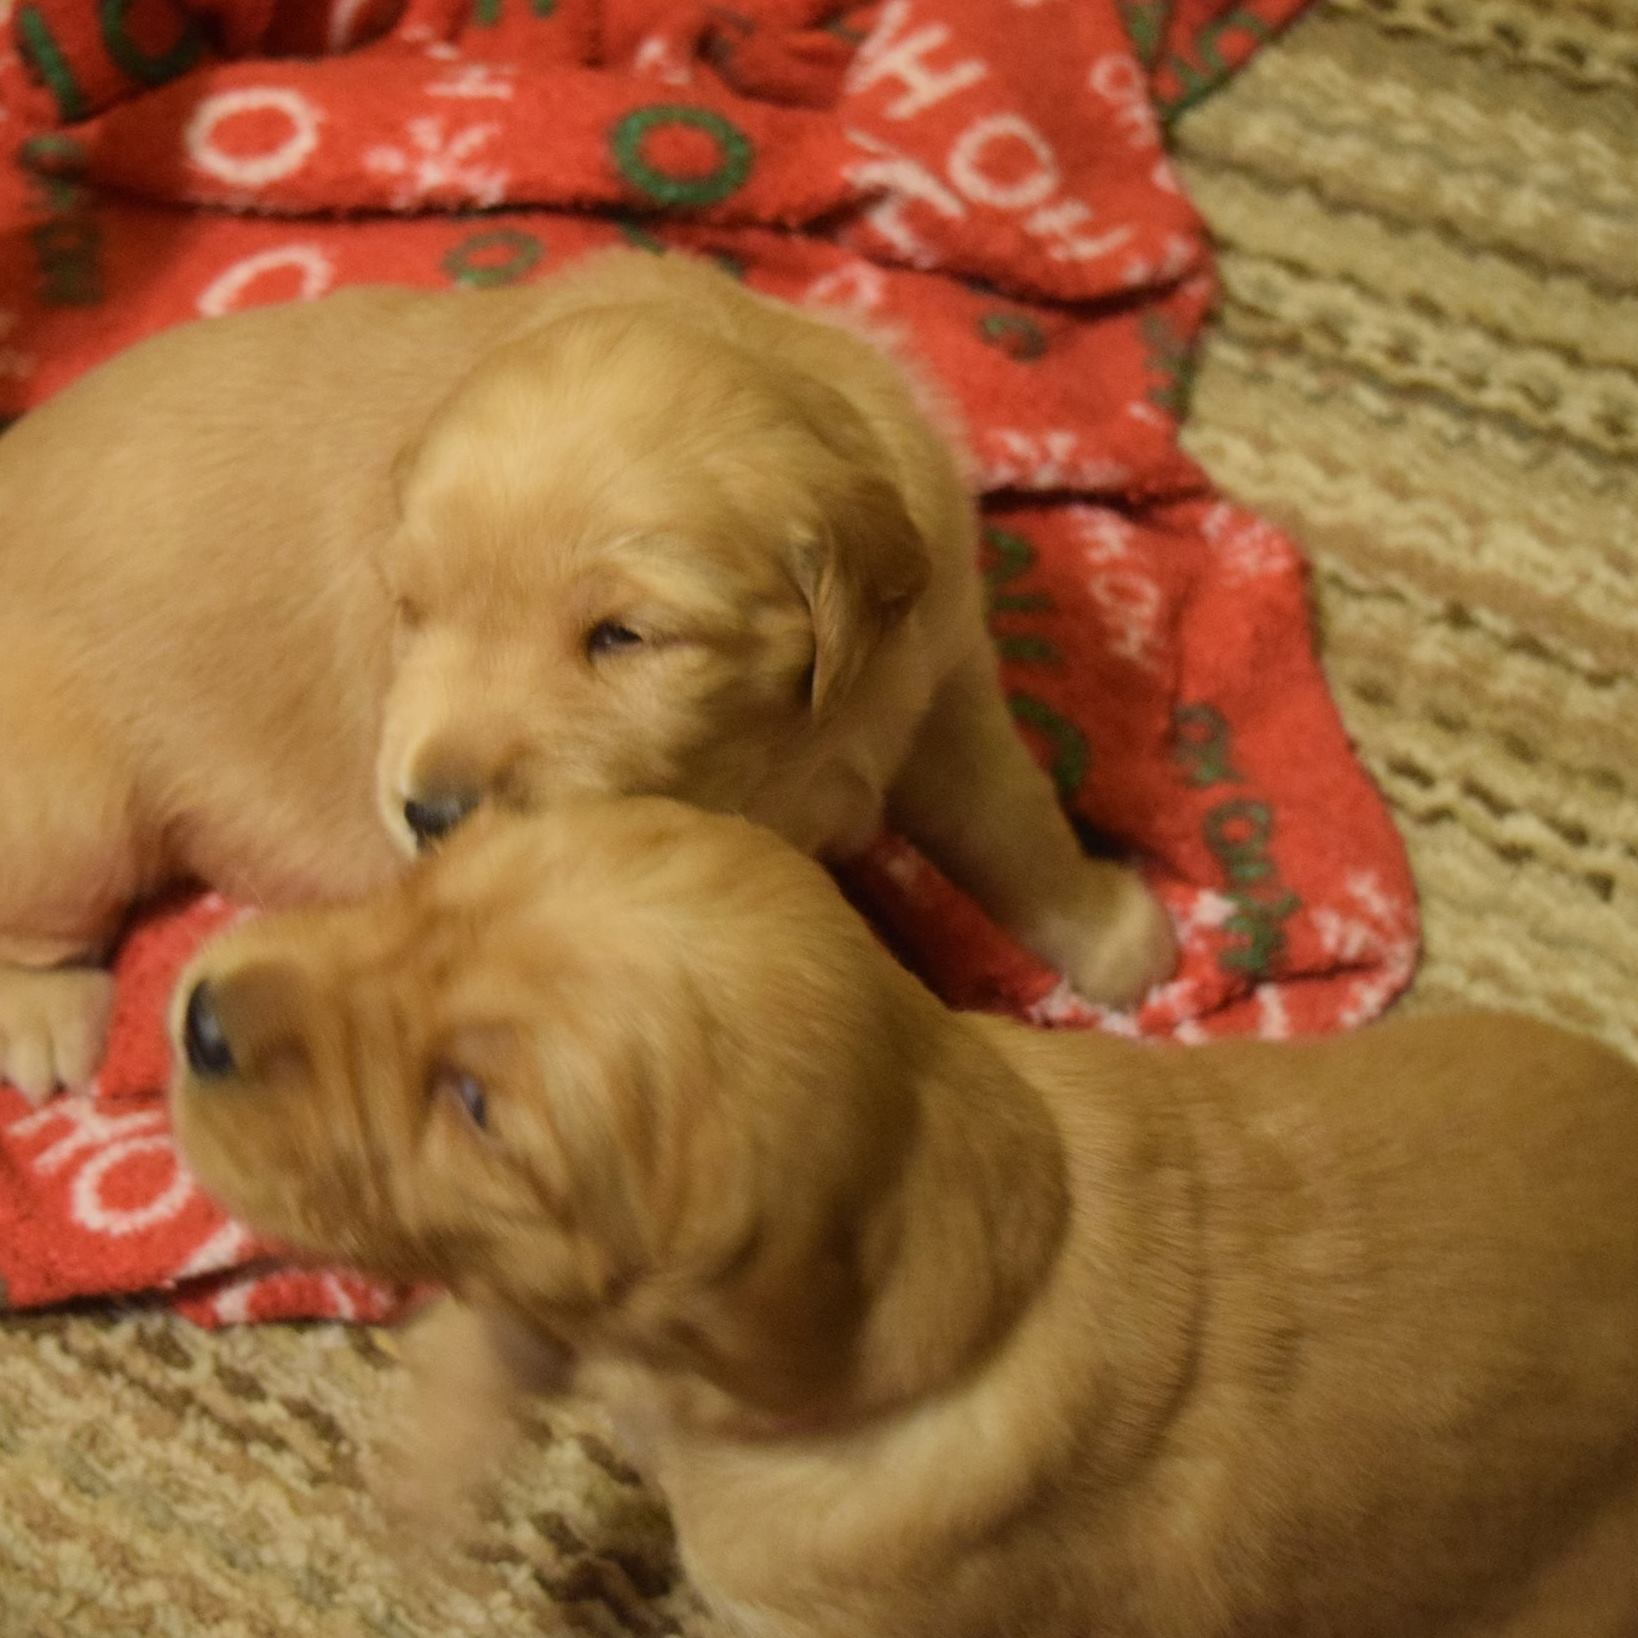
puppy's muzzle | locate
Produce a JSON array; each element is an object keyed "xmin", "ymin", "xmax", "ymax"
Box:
[
  {"xmin": 183, "ymin": 981, "xmax": 236, "ymax": 1080},
  {"xmin": 404, "ymin": 790, "xmax": 480, "ymax": 849}
]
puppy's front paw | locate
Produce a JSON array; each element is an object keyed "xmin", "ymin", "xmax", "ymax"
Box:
[
  {"xmin": 0, "ymin": 965, "xmax": 113, "ymax": 1102},
  {"xmin": 372, "ymin": 1300, "xmax": 530, "ymax": 1547},
  {"xmin": 371, "ymin": 1376, "xmax": 501, "ymax": 1556},
  {"xmin": 375, "ymin": 1424, "xmax": 482, "ymax": 1546},
  {"xmin": 1029, "ymin": 863, "xmax": 1176, "ymax": 1010}
]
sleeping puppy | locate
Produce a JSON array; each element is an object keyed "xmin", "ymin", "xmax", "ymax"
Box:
[
  {"xmin": 171, "ymin": 800, "xmax": 1638, "ymax": 1638},
  {"xmin": 0, "ymin": 248, "xmax": 1171, "ymax": 1101}
]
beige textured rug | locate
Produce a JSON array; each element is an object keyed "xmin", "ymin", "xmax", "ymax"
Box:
[{"xmin": 2, "ymin": 2, "xmax": 1634, "ymax": 1630}]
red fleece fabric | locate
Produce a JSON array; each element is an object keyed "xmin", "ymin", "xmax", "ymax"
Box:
[{"xmin": 0, "ymin": 0, "xmax": 1416, "ymax": 1325}]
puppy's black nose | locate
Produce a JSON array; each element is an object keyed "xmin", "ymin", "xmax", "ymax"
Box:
[
  {"xmin": 183, "ymin": 981, "xmax": 236, "ymax": 1080},
  {"xmin": 404, "ymin": 790, "xmax": 479, "ymax": 849}
]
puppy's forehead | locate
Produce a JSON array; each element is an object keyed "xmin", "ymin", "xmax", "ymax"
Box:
[
  {"xmin": 438, "ymin": 310, "xmax": 774, "ymax": 447},
  {"xmin": 412, "ymin": 311, "xmax": 821, "ymax": 507},
  {"xmin": 413, "ymin": 821, "xmax": 562, "ymax": 915},
  {"xmin": 404, "ymin": 808, "xmax": 742, "ymax": 954},
  {"xmin": 401, "ymin": 431, "xmax": 804, "ymax": 616},
  {"xmin": 402, "ymin": 827, "xmax": 627, "ymax": 979}
]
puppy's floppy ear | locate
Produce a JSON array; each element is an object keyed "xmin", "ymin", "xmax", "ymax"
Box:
[
  {"xmin": 791, "ymin": 468, "xmax": 930, "ymax": 718},
  {"xmin": 683, "ymin": 1188, "xmax": 882, "ymax": 1417}
]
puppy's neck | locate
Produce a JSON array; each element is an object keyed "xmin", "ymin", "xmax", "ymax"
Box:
[
  {"xmin": 568, "ymin": 1003, "xmax": 1072, "ymax": 1448},
  {"xmin": 846, "ymin": 1012, "xmax": 1072, "ymax": 1419}
]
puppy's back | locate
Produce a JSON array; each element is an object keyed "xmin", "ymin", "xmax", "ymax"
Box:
[
  {"xmin": 0, "ymin": 286, "xmax": 517, "ymax": 599},
  {"xmin": 0, "ymin": 284, "xmax": 545, "ymax": 898},
  {"xmin": 1071, "ymin": 1012, "xmax": 1638, "ymax": 1635}
]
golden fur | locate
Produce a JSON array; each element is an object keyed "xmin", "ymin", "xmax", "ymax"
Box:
[
  {"xmin": 0, "ymin": 249, "xmax": 1170, "ymax": 1100},
  {"xmin": 173, "ymin": 800, "xmax": 1638, "ymax": 1638}
]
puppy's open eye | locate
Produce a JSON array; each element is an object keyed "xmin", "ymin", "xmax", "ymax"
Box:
[
  {"xmin": 433, "ymin": 1067, "xmax": 489, "ymax": 1132},
  {"xmin": 586, "ymin": 620, "xmax": 644, "ymax": 658}
]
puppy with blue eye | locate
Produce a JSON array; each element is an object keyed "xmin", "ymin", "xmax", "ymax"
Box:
[
  {"xmin": 171, "ymin": 799, "xmax": 1638, "ymax": 1638},
  {"xmin": 0, "ymin": 244, "xmax": 1172, "ymax": 1103}
]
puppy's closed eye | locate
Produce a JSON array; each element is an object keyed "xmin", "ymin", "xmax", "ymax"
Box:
[
  {"xmin": 585, "ymin": 620, "xmax": 644, "ymax": 659},
  {"xmin": 433, "ymin": 1065, "xmax": 490, "ymax": 1132}
]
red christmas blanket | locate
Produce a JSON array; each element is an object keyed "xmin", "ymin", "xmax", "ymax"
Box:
[{"xmin": 0, "ymin": 0, "xmax": 1416, "ymax": 1325}]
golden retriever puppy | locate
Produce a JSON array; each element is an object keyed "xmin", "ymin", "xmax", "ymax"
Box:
[
  {"xmin": 172, "ymin": 800, "xmax": 1638, "ymax": 1638},
  {"xmin": 0, "ymin": 249, "xmax": 1170, "ymax": 1101}
]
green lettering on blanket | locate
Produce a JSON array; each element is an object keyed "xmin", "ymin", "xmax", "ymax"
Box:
[
  {"xmin": 615, "ymin": 218, "xmax": 667, "ymax": 253},
  {"xmin": 611, "ymin": 106, "xmax": 754, "ymax": 210},
  {"xmin": 994, "ymin": 633, "xmax": 1060, "ymax": 667},
  {"xmin": 982, "ymin": 525, "xmax": 1090, "ymax": 802},
  {"xmin": 977, "ymin": 311, "xmax": 1048, "ymax": 362},
  {"xmin": 1010, "ymin": 694, "xmax": 1088, "ymax": 801},
  {"xmin": 1140, "ymin": 311, "xmax": 1194, "ymax": 419},
  {"xmin": 1173, "ymin": 703, "xmax": 1301, "ymax": 980},
  {"xmin": 472, "ymin": 0, "xmax": 556, "ymax": 20},
  {"xmin": 443, "ymin": 226, "xmax": 544, "ymax": 287},
  {"xmin": 15, "ymin": 5, "xmax": 88, "ymax": 121},
  {"xmin": 1205, "ymin": 797, "xmax": 1275, "ymax": 885},
  {"xmin": 1157, "ymin": 8, "xmax": 1272, "ymax": 123},
  {"xmin": 1172, "ymin": 703, "xmax": 1240, "ymax": 787},
  {"xmin": 1220, "ymin": 889, "xmax": 1300, "ymax": 977},
  {"xmin": 19, "ymin": 135, "xmax": 104, "ymax": 307},
  {"xmin": 983, "ymin": 524, "xmax": 1052, "ymax": 614},
  {"xmin": 823, "ymin": 13, "xmax": 869, "ymax": 45},
  {"xmin": 1118, "ymin": 0, "xmax": 1167, "ymax": 67},
  {"xmin": 613, "ymin": 222, "xmax": 744, "ymax": 279},
  {"xmin": 101, "ymin": 0, "xmax": 203, "ymax": 86}
]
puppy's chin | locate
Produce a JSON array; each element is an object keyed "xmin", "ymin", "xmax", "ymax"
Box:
[
  {"xmin": 170, "ymin": 1090, "xmax": 284, "ymax": 1236},
  {"xmin": 174, "ymin": 1115, "xmax": 404, "ymax": 1281},
  {"xmin": 175, "ymin": 1142, "xmax": 288, "ymax": 1252}
]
